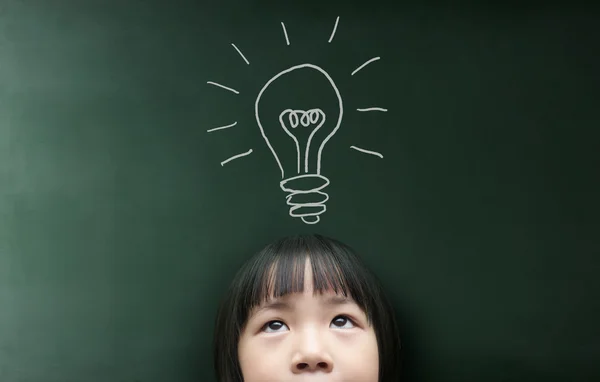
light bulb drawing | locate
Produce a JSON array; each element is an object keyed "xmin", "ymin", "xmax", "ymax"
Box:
[
  {"xmin": 256, "ymin": 64, "xmax": 343, "ymax": 224},
  {"xmin": 206, "ymin": 16, "xmax": 387, "ymax": 224}
]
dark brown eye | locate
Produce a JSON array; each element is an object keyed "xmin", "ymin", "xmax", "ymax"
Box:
[
  {"xmin": 262, "ymin": 320, "xmax": 288, "ymax": 333},
  {"xmin": 268, "ymin": 321, "xmax": 284, "ymax": 330},
  {"xmin": 331, "ymin": 315, "xmax": 351, "ymax": 328}
]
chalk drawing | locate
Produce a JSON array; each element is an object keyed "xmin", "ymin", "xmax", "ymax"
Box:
[
  {"xmin": 256, "ymin": 64, "xmax": 342, "ymax": 224},
  {"xmin": 350, "ymin": 145, "xmax": 383, "ymax": 158},
  {"xmin": 231, "ymin": 43, "xmax": 250, "ymax": 65},
  {"xmin": 278, "ymin": 108, "xmax": 326, "ymax": 174},
  {"xmin": 206, "ymin": 81, "xmax": 239, "ymax": 94},
  {"xmin": 221, "ymin": 149, "xmax": 253, "ymax": 166},
  {"xmin": 328, "ymin": 16, "xmax": 340, "ymax": 43},
  {"xmin": 281, "ymin": 22, "xmax": 290, "ymax": 46},
  {"xmin": 351, "ymin": 57, "xmax": 380, "ymax": 76},
  {"xmin": 256, "ymin": 63, "xmax": 343, "ymax": 178},
  {"xmin": 207, "ymin": 18, "xmax": 387, "ymax": 224},
  {"xmin": 280, "ymin": 174, "xmax": 330, "ymax": 224},
  {"xmin": 207, "ymin": 121, "xmax": 237, "ymax": 133},
  {"xmin": 357, "ymin": 107, "xmax": 387, "ymax": 112}
]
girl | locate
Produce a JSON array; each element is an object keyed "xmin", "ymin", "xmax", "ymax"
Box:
[{"xmin": 213, "ymin": 234, "xmax": 402, "ymax": 381}]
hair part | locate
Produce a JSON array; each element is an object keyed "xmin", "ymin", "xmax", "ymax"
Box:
[{"xmin": 213, "ymin": 234, "xmax": 402, "ymax": 381}]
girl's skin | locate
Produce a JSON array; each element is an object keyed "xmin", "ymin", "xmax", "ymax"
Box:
[{"xmin": 238, "ymin": 258, "xmax": 380, "ymax": 382}]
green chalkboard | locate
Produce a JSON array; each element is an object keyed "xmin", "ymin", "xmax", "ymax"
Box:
[{"xmin": 1, "ymin": 1, "xmax": 598, "ymax": 381}]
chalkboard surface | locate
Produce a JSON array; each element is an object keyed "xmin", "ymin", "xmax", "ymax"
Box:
[{"xmin": 1, "ymin": 1, "xmax": 598, "ymax": 381}]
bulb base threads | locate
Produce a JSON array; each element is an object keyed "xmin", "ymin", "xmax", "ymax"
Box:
[{"xmin": 279, "ymin": 174, "xmax": 330, "ymax": 225}]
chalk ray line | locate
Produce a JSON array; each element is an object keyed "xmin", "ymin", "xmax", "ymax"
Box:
[
  {"xmin": 357, "ymin": 107, "xmax": 388, "ymax": 112},
  {"xmin": 351, "ymin": 57, "xmax": 381, "ymax": 76},
  {"xmin": 281, "ymin": 22, "xmax": 290, "ymax": 46},
  {"xmin": 328, "ymin": 16, "xmax": 340, "ymax": 43},
  {"xmin": 206, "ymin": 81, "xmax": 240, "ymax": 94},
  {"xmin": 207, "ymin": 121, "xmax": 237, "ymax": 133},
  {"xmin": 231, "ymin": 43, "xmax": 249, "ymax": 65},
  {"xmin": 350, "ymin": 145, "xmax": 383, "ymax": 158},
  {"xmin": 221, "ymin": 149, "xmax": 253, "ymax": 166}
]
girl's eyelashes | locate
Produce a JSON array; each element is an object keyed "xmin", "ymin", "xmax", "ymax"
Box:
[{"xmin": 261, "ymin": 315, "xmax": 358, "ymax": 333}]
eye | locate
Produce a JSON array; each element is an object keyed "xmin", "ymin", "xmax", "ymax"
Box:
[
  {"xmin": 330, "ymin": 315, "xmax": 356, "ymax": 329},
  {"xmin": 261, "ymin": 320, "xmax": 289, "ymax": 333}
]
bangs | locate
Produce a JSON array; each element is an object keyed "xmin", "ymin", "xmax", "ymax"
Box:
[{"xmin": 241, "ymin": 235, "xmax": 372, "ymax": 324}]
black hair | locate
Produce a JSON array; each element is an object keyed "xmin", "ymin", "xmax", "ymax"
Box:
[{"xmin": 213, "ymin": 234, "xmax": 402, "ymax": 381}]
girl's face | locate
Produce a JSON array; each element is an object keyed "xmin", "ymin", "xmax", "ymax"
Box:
[{"xmin": 238, "ymin": 259, "xmax": 379, "ymax": 382}]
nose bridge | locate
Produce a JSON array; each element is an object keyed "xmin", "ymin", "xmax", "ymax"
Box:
[{"xmin": 297, "ymin": 323, "xmax": 323, "ymax": 351}]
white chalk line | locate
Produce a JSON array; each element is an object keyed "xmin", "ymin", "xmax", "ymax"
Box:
[
  {"xmin": 357, "ymin": 107, "xmax": 387, "ymax": 112},
  {"xmin": 328, "ymin": 16, "xmax": 340, "ymax": 43},
  {"xmin": 350, "ymin": 145, "xmax": 383, "ymax": 158},
  {"xmin": 278, "ymin": 108, "xmax": 326, "ymax": 174},
  {"xmin": 351, "ymin": 56, "xmax": 380, "ymax": 76},
  {"xmin": 206, "ymin": 81, "xmax": 240, "ymax": 94},
  {"xmin": 281, "ymin": 22, "xmax": 290, "ymax": 46},
  {"xmin": 280, "ymin": 174, "xmax": 331, "ymax": 225},
  {"xmin": 207, "ymin": 121, "xmax": 237, "ymax": 133},
  {"xmin": 231, "ymin": 43, "xmax": 250, "ymax": 65},
  {"xmin": 221, "ymin": 149, "xmax": 253, "ymax": 166}
]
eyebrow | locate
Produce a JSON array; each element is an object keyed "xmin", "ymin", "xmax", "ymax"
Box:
[{"xmin": 254, "ymin": 295, "xmax": 353, "ymax": 315}]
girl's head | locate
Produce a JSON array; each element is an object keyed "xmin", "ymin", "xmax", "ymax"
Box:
[{"xmin": 213, "ymin": 234, "xmax": 402, "ymax": 381}]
